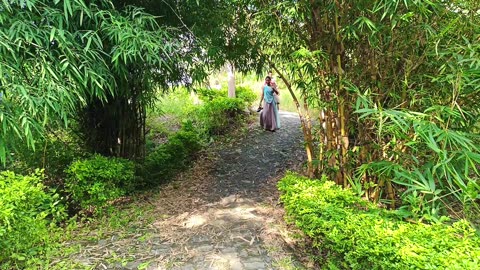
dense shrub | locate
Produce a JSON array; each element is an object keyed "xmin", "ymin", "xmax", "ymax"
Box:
[
  {"xmin": 196, "ymin": 88, "xmax": 227, "ymax": 101},
  {"xmin": 0, "ymin": 170, "xmax": 65, "ymax": 267},
  {"xmin": 143, "ymin": 87, "xmax": 255, "ymax": 187},
  {"xmin": 194, "ymin": 86, "xmax": 256, "ymax": 135},
  {"xmin": 65, "ymin": 155, "xmax": 135, "ymax": 210},
  {"xmin": 196, "ymin": 86, "xmax": 256, "ymax": 107},
  {"xmin": 197, "ymin": 97, "xmax": 246, "ymax": 135},
  {"xmin": 278, "ymin": 173, "xmax": 480, "ymax": 270},
  {"xmin": 6, "ymin": 133, "xmax": 86, "ymax": 180},
  {"xmin": 235, "ymin": 86, "xmax": 257, "ymax": 105},
  {"xmin": 149, "ymin": 86, "xmax": 255, "ymax": 144},
  {"xmin": 142, "ymin": 122, "xmax": 202, "ymax": 186}
]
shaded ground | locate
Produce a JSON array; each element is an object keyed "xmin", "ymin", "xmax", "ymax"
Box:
[{"xmin": 60, "ymin": 111, "xmax": 310, "ymax": 270}]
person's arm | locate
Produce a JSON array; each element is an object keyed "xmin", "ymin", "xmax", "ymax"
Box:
[
  {"xmin": 272, "ymin": 83, "xmax": 279, "ymax": 95},
  {"xmin": 259, "ymin": 90, "xmax": 264, "ymax": 107},
  {"xmin": 272, "ymin": 86, "xmax": 279, "ymax": 95}
]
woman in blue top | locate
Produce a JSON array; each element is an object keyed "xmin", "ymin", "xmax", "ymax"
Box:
[{"xmin": 259, "ymin": 76, "xmax": 281, "ymax": 131}]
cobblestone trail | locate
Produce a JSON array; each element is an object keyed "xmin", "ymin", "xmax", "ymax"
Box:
[{"xmin": 69, "ymin": 111, "xmax": 306, "ymax": 270}]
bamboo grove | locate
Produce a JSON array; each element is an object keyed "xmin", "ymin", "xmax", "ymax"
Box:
[
  {"xmin": 0, "ymin": 0, "xmax": 183, "ymax": 162},
  {"xmin": 249, "ymin": 0, "xmax": 480, "ymax": 219}
]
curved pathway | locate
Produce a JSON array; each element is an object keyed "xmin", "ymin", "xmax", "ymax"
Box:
[{"xmin": 65, "ymin": 111, "xmax": 307, "ymax": 270}]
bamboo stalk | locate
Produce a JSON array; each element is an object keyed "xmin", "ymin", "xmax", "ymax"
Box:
[
  {"xmin": 334, "ymin": 0, "xmax": 348, "ymax": 186},
  {"xmin": 270, "ymin": 63, "xmax": 315, "ymax": 177}
]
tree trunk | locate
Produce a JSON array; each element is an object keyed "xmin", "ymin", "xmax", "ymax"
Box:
[
  {"xmin": 227, "ymin": 62, "xmax": 236, "ymax": 98},
  {"xmin": 271, "ymin": 64, "xmax": 315, "ymax": 177},
  {"xmin": 79, "ymin": 73, "xmax": 146, "ymax": 161}
]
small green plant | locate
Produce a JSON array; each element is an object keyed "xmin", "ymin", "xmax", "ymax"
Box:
[
  {"xmin": 65, "ymin": 155, "xmax": 135, "ymax": 210},
  {"xmin": 278, "ymin": 172, "xmax": 480, "ymax": 269},
  {"xmin": 0, "ymin": 170, "xmax": 66, "ymax": 268},
  {"xmin": 196, "ymin": 86, "xmax": 256, "ymax": 105},
  {"xmin": 142, "ymin": 122, "xmax": 202, "ymax": 187},
  {"xmin": 193, "ymin": 86, "xmax": 256, "ymax": 136}
]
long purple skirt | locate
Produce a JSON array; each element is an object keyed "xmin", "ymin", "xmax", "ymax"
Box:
[{"xmin": 260, "ymin": 102, "xmax": 280, "ymax": 131}]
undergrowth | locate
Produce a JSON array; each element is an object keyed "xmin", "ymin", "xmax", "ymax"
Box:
[
  {"xmin": 0, "ymin": 85, "xmax": 258, "ymax": 268},
  {"xmin": 278, "ymin": 172, "xmax": 480, "ymax": 270}
]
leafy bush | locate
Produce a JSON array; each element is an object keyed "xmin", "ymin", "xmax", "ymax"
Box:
[
  {"xmin": 235, "ymin": 86, "xmax": 257, "ymax": 105},
  {"xmin": 142, "ymin": 86, "xmax": 254, "ymax": 187},
  {"xmin": 354, "ymin": 107, "xmax": 480, "ymax": 222},
  {"xmin": 196, "ymin": 87, "xmax": 228, "ymax": 102},
  {"xmin": 142, "ymin": 122, "xmax": 202, "ymax": 186},
  {"xmin": 5, "ymin": 132, "xmax": 87, "ymax": 181},
  {"xmin": 153, "ymin": 87, "xmax": 255, "ymax": 140},
  {"xmin": 196, "ymin": 86, "xmax": 256, "ymax": 104},
  {"xmin": 197, "ymin": 97, "xmax": 246, "ymax": 135},
  {"xmin": 65, "ymin": 155, "xmax": 135, "ymax": 210},
  {"xmin": 0, "ymin": 170, "xmax": 65, "ymax": 267},
  {"xmin": 278, "ymin": 173, "xmax": 480, "ymax": 270}
]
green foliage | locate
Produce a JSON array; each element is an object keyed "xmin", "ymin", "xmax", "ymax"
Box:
[
  {"xmin": 247, "ymin": 0, "xmax": 480, "ymax": 221},
  {"xmin": 155, "ymin": 88, "xmax": 196, "ymax": 118},
  {"xmin": 279, "ymin": 173, "xmax": 480, "ymax": 270},
  {"xmin": 197, "ymin": 96, "xmax": 246, "ymax": 135},
  {"xmin": 143, "ymin": 84, "xmax": 255, "ymax": 186},
  {"xmin": 0, "ymin": 170, "xmax": 65, "ymax": 267},
  {"xmin": 115, "ymin": 0, "xmax": 264, "ymax": 80},
  {"xmin": 195, "ymin": 87, "xmax": 256, "ymax": 137},
  {"xmin": 355, "ymin": 105, "xmax": 480, "ymax": 222},
  {"xmin": 0, "ymin": 0, "xmax": 110, "ymax": 163},
  {"xmin": 235, "ymin": 86, "xmax": 257, "ymax": 105},
  {"xmin": 190, "ymin": 86, "xmax": 255, "ymax": 136},
  {"xmin": 0, "ymin": 0, "xmax": 181, "ymax": 162},
  {"xmin": 142, "ymin": 122, "xmax": 202, "ymax": 186},
  {"xmin": 196, "ymin": 86, "xmax": 256, "ymax": 105},
  {"xmin": 65, "ymin": 155, "xmax": 135, "ymax": 210},
  {"xmin": 6, "ymin": 131, "xmax": 87, "ymax": 181},
  {"xmin": 196, "ymin": 88, "xmax": 228, "ymax": 102},
  {"xmin": 345, "ymin": 1, "xmax": 480, "ymax": 220}
]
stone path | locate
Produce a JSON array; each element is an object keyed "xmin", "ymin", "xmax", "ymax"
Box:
[{"xmin": 65, "ymin": 111, "xmax": 307, "ymax": 270}]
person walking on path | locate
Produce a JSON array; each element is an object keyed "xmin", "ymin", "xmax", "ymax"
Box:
[
  {"xmin": 259, "ymin": 76, "xmax": 281, "ymax": 131},
  {"xmin": 268, "ymin": 71, "xmax": 280, "ymax": 110},
  {"xmin": 259, "ymin": 72, "xmax": 280, "ymax": 111}
]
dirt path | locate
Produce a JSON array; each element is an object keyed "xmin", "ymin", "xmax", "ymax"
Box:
[{"xmin": 65, "ymin": 111, "xmax": 307, "ymax": 270}]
